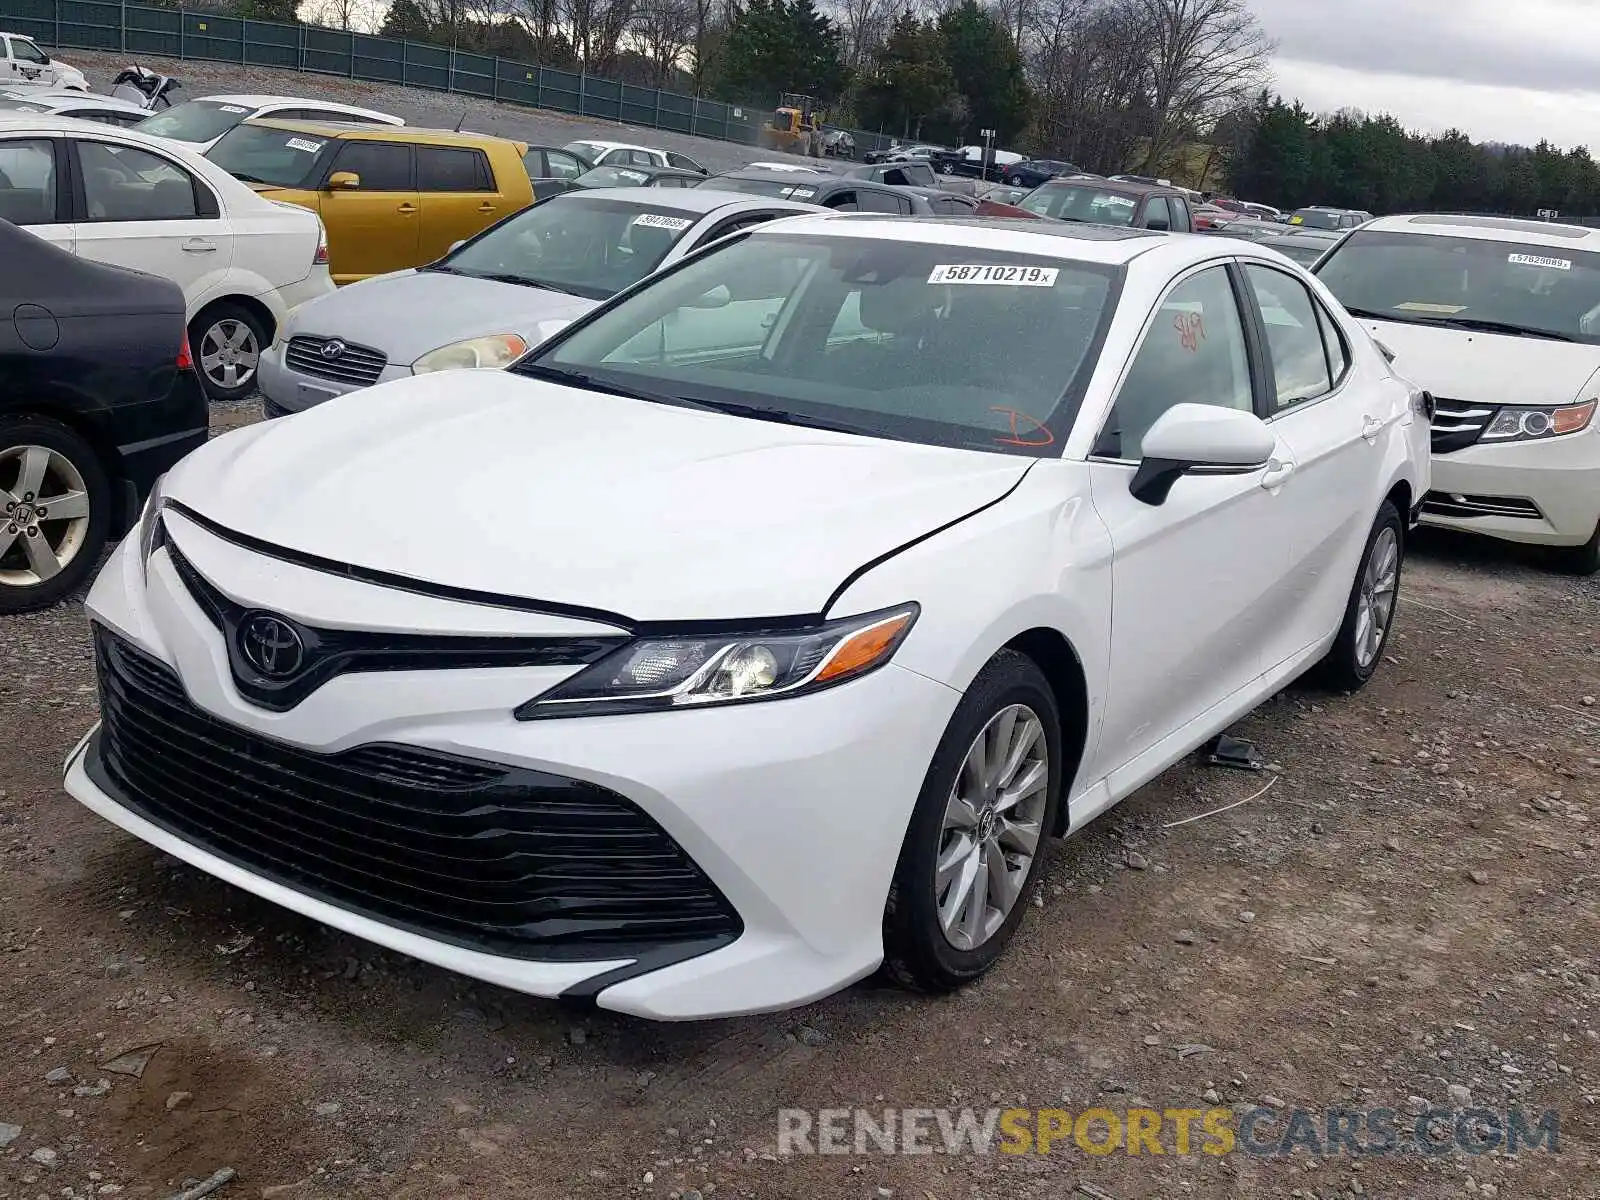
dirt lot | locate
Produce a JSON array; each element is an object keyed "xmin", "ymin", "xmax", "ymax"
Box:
[{"xmin": 2, "ymin": 399, "xmax": 1598, "ymax": 1200}]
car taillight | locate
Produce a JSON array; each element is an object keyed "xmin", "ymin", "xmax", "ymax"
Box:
[
  {"xmin": 176, "ymin": 337, "xmax": 194, "ymax": 371},
  {"xmin": 314, "ymin": 225, "xmax": 329, "ymax": 265}
]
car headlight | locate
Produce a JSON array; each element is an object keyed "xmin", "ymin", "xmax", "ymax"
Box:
[
  {"xmin": 137, "ymin": 474, "xmax": 168, "ymax": 576},
  {"xmin": 412, "ymin": 333, "xmax": 530, "ymax": 374},
  {"xmin": 1481, "ymin": 399, "xmax": 1596, "ymax": 442},
  {"xmin": 515, "ymin": 603, "xmax": 919, "ymax": 720}
]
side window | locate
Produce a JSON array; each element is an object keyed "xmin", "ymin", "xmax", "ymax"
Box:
[
  {"xmin": 1244, "ymin": 264, "xmax": 1334, "ymax": 411},
  {"xmin": 80, "ymin": 141, "xmax": 198, "ymax": 221},
  {"xmin": 1315, "ymin": 302, "xmax": 1351, "ymax": 384},
  {"xmin": 330, "ymin": 141, "xmax": 411, "ymax": 190},
  {"xmin": 1098, "ymin": 266, "xmax": 1253, "ymax": 459},
  {"xmin": 826, "ymin": 189, "xmax": 860, "ymax": 211},
  {"xmin": 1143, "ymin": 196, "xmax": 1172, "ymax": 232},
  {"xmin": 417, "ymin": 146, "xmax": 491, "ymax": 192},
  {"xmin": 0, "ymin": 138, "xmax": 58, "ymax": 226},
  {"xmin": 268, "ymin": 108, "xmax": 310, "ymax": 120},
  {"xmin": 12, "ymin": 38, "xmax": 49, "ymax": 64},
  {"xmin": 628, "ymin": 150, "xmax": 656, "ymax": 167},
  {"xmin": 1169, "ymin": 197, "xmax": 1191, "ymax": 231},
  {"xmin": 666, "ymin": 152, "xmax": 699, "ymax": 171},
  {"xmin": 855, "ymin": 188, "xmax": 905, "ymax": 214},
  {"xmin": 882, "ymin": 167, "xmax": 909, "ymax": 187},
  {"xmin": 544, "ymin": 150, "xmax": 584, "ymax": 180}
]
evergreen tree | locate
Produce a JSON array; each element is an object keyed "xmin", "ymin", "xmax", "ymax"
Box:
[
  {"xmin": 856, "ymin": 11, "xmax": 956, "ymax": 139},
  {"xmin": 936, "ymin": 0, "xmax": 1028, "ymax": 144},
  {"xmin": 379, "ymin": 0, "xmax": 434, "ymax": 41},
  {"xmin": 715, "ymin": 0, "xmax": 846, "ymax": 104}
]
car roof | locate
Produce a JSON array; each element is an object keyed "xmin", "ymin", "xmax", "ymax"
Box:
[
  {"xmin": 568, "ymin": 186, "xmax": 815, "ymax": 216},
  {"xmin": 715, "ymin": 168, "xmax": 900, "ymax": 193},
  {"xmin": 1360, "ymin": 212, "xmax": 1600, "ymax": 246},
  {"xmin": 742, "ymin": 213, "xmax": 1186, "ymax": 264},
  {"xmin": 192, "ymin": 94, "xmax": 393, "ymax": 115},
  {"xmin": 0, "ymin": 91, "xmax": 144, "ymax": 112},
  {"xmin": 245, "ymin": 117, "xmax": 522, "ymax": 149},
  {"xmin": 568, "ymin": 139, "xmax": 651, "ymax": 152},
  {"xmin": 1033, "ymin": 177, "xmax": 1173, "ymax": 196}
]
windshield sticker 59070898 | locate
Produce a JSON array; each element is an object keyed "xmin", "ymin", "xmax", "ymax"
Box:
[{"xmin": 928, "ymin": 264, "xmax": 1059, "ymax": 286}]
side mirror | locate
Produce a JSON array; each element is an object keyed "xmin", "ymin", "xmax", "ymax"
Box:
[
  {"xmin": 1130, "ymin": 404, "xmax": 1275, "ymax": 506},
  {"xmin": 447, "ymin": 239, "xmax": 465, "ymax": 253},
  {"xmin": 327, "ymin": 171, "xmax": 361, "ymax": 191},
  {"xmin": 686, "ymin": 284, "xmax": 731, "ymax": 309}
]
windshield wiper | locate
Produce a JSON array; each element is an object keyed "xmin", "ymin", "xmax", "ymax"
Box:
[
  {"xmin": 1427, "ymin": 317, "xmax": 1577, "ymax": 342},
  {"xmin": 228, "ymin": 172, "xmax": 268, "ymax": 184},
  {"xmin": 516, "ymin": 362, "xmax": 691, "ymax": 407},
  {"xmin": 1342, "ymin": 306, "xmax": 1437, "ymax": 327},
  {"xmin": 679, "ymin": 398, "xmax": 907, "ymax": 442},
  {"xmin": 467, "ymin": 271, "xmax": 589, "ymax": 297}
]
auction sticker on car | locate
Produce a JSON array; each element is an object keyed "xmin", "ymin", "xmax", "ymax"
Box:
[
  {"xmin": 285, "ymin": 138, "xmax": 325, "ymax": 154},
  {"xmin": 219, "ymin": 105, "xmax": 249, "ymax": 113},
  {"xmin": 632, "ymin": 213, "xmax": 692, "ymax": 230},
  {"xmin": 928, "ymin": 264, "xmax": 1059, "ymax": 286},
  {"xmin": 1508, "ymin": 252, "xmax": 1571, "ymax": 270}
]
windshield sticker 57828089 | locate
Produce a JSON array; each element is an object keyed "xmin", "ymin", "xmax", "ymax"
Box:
[
  {"xmin": 1508, "ymin": 252, "xmax": 1571, "ymax": 271},
  {"xmin": 928, "ymin": 264, "xmax": 1059, "ymax": 286}
]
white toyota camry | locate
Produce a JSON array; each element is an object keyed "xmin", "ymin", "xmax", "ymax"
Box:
[{"xmin": 64, "ymin": 216, "xmax": 1430, "ymax": 1020}]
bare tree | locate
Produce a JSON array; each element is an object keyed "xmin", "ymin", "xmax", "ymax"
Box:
[
  {"xmin": 301, "ymin": 0, "xmax": 365, "ymax": 31},
  {"xmin": 631, "ymin": 0, "xmax": 696, "ymax": 85},
  {"xmin": 1129, "ymin": 0, "xmax": 1271, "ymax": 171},
  {"xmin": 1022, "ymin": 0, "xmax": 1150, "ymax": 172},
  {"xmin": 832, "ymin": 0, "xmax": 898, "ymax": 72},
  {"xmin": 563, "ymin": 0, "xmax": 638, "ymax": 71}
]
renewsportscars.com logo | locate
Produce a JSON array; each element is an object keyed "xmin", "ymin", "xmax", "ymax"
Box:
[{"xmin": 777, "ymin": 1105, "xmax": 1560, "ymax": 1158}]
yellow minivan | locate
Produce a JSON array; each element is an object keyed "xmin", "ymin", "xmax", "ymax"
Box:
[{"xmin": 206, "ymin": 120, "xmax": 536, "ymax": 284}]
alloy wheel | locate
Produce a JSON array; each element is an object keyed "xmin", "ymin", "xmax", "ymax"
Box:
[
  {"xmin": 0, "ymin": 444, "xmax": 92, "ymax": 588},
  {"xmin": 936, "ymin": 704, "xmax": 1050, "ymax": 951},
  {"xmin": 199, "ymin": 318, "xmax": 260, "ymax": 392},
  {"xmin": 1354, "ymin": 526, "xmax": 1400, "ymax": 668}
]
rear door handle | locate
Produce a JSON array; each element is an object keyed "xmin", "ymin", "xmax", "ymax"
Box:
[
  {"xmin": 397, "ymin": 203, "xmax": 418, "ymax": 214},
  {"xmin": 181, "ymin": 239, "xmax": 216, "ymax": 253},
  {"xmin": 1362, "ymin": 414, "xmax": 1385, "ymax": 440},
  {"xmin": 477, "ymin": 202, "xmax": 496, "ymax": 214},
  {"xmin": 1260, "ymin": 457, "xmax": 1296, "ymax": 489}
]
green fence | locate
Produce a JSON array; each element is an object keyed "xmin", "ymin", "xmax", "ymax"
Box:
[{"xmin": 0, "ymin": 0, "xmax": 894, "ymax": 154}]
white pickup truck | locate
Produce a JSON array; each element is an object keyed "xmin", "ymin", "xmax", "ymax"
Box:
[{"xmin": 0, "ymin": 32, "xmax": 88, "ymax": 91}]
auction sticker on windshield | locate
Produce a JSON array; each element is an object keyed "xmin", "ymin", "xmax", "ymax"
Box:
[
  {"xmin": 1508, "ymin": 252, "xmax": 1571, "ymax": 270},
  {"xmin": 632, "ymin": 213, "xmax": 692, "ymax": 230},
  {"xmin": 928, "ymin": 264, "xmax": 1059, "ymax": 286},
  {"xmin": 285, "ymin": 138, "xmax": 324, "ymax": 154},
  {"xmin": 219, "ymin": 105, "xmax": 249, "ymax": 113}
]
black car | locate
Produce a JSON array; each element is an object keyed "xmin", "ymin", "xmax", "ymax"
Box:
[
  {"xmin": 521, "ymin": 144, "xmax": 594, "ymax": 197},
  {"xmin": 574, "ymin": 164, "xmax": 706, "ymax": 190},
  {"xmin": 701, "ymin": 169, "xmax": 936, "ymax": 213},
  {"xmin": 1000, "ymin": 158, "xmax": 1082, "ymax": 188},
  {"xmin": 0, "ymin": 220, "xmax": 207, "ymax": 613}
]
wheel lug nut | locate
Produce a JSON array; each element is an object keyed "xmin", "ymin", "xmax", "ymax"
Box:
[
  {"xmin": 25, "ymin": 527, "xmax": 37, "ymax": 537},
  {"xmin": 35, "ymin": 507, "xmax": 45, "ymax": 517},
  {"xmin": 22, "ymin": 492, "xmax": 33, "ymax": 502}
]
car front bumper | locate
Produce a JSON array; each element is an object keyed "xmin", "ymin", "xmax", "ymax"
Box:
[
  {"xmin": 64, "ymin": 534, "xmax": 959, "ymax": 1019},
  {"xmin": 1420, "ymin": 429, "xmax": 1600, "ymax": 547},
  {"xmin": 257, "ymin": 339, "xmax": 414, "ymax": 416}
]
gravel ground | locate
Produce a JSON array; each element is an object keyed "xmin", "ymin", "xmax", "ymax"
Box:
[
  {"xmin": 1, "ymin": 394, "xmax": 1597, "ymax": 1200},
  {"xmin": 68, "ymin": 50, "xmax": 825, "ymax": 175}
]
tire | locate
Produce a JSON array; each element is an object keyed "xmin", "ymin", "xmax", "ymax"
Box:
[
  {"xmin": 1554, "ymin": 520, "xmax": 1600, "ymax": 575},
  {"xmin": 0, "ymin": 416, "xmax": 111, "ymax": 615},
  {"xmin": 882, "ymin": 649, "xmax": 1064, "ymax": 993},
  {"xmin": 1008, "ymin": 174, "xmax": 1024, "ymax": 186},
  {"xmin": 1314, "ymin": 501, "xmax": 1404, "ymax": 691},
  {"xmin": 939, "ymin": 161, "xmax": 954, "ymax": 175},
  {"xmin": 189, "ymin": 302, "xmax": 267, "ymax": 403}
]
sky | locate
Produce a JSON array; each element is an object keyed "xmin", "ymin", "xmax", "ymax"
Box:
[{"xmin": 1258, "ymin": 0, "xmax": 1600, "ymax": 149}]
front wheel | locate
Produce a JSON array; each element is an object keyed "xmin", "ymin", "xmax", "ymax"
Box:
[
  {"xmin": 1315, "ymin": 501, "xmax": 1403, "ymax": 691},
  {"xmin": 190, "ymin": 302, "xmax": 266, "ymax": 402},
  {"xmin": 882, "ymin": 650, "xmax": 1063, "ymax": 992}
]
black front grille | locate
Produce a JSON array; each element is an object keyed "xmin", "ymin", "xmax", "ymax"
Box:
[
  {"xmin": 1431, "ymin": 396, "xmax": 1496, "ymax": 453},
  {"xmin": 90, "ymin": 629, "xmax": 741, "ymax": 961},
  {"xmin": 1421, "ymin": 491, "xmax": 1544, "ymax": 521},
  {"xmin": 284, "ymin": 335, "xmax": 387, "ymax": 387}
]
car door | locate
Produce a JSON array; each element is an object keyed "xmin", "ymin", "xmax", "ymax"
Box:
[
  {"xmin": 320, "ymin": 139, "xmax": 417, "ymax": 281},
  {"xmin": 1239, "ymin": 262, "xmax": 1379, "ymax": 662},
  {"xmin": 1084, "ymin": 262, "xmax": 1295, "ymax": 785},
  {"xmin": 415, "ymin": 144, "xmax": 498, "ymax": 264},
  {"xmin": 69, "ymin": 136, "xmax": 231, "ymax": 312},
  {"xmin": 0, "ymin": 135, "xmax": 71, "ymax": 250},
  {"xmin": 7, "ymin": 36, "xmax": 52, "ymax": 86}
]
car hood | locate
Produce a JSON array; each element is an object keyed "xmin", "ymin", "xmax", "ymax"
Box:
[
  {"xmin": 282, "ymin": 270, "xmax": 600, "ymax": 364},
  {"xmin": 166, "ymin": 371, "xmax": 1032, "ymax": 621},
  {"xmin": 1358, "ymin": 318, "xmax": 1600, "ymax": 406}
]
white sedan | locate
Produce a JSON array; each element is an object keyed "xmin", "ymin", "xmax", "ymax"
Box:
[
  {"xmin": 65, "ymin": 217, "xmax": 1429, "ymax": 1019},
  {"xmin": 0, "ymin": 88, "xmax": 149, "ymax": 126},
  {"xmin": 0, "ymin": 114, "xmax": 334, "ymax": 399},
  {"xmin": 563, "ymin": 138, "xmax": 708, "ymax": 175},
  {"xmin": 133, "ymin": 94, "xmax": 402, "ymax": 153}
]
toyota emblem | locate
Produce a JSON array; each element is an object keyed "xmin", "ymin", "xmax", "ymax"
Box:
[
  {"xmin": 320, "ymin": 339, "xmax": 347, "ymax": 360},
  {"xmin": 240, "ymin": 613, "xmax": 305, "ymax": 678}
]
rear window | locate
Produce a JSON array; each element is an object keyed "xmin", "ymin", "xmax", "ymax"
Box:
[
  {"xmin": 1021, "ymin": 184, "xmax": 1137, "ymax": 226},
  {"xmin": 1289, "ymin": 209, "xmax": 1344, "ymax": 230},
  {"xmin": 1316, "ymin": 229, "xmax": 1600, "ymax": 343},
  {"xmin": 0, "ymin": 98, "xmax": 48, "ymax": 113},
  {"xmin": 417, "ymin": 145, "xmax": 491, "ymax": 192},
  {"xmin": 576, "ymin": 165, "xmax": 652, "ymax": 188},
  {"xmin": 519, "ymin": 232, "xmax": 1120, "ymax": 456},
  {"xmin": 135, "ymin": 99, "xmax": 254, "ymax": 144},
  {"xmin": 205, "ymin": 123, "xmax": 333, "ymax": 188},
  {"xmin": 705, "ymin": 176, "xmax": 820, "ymax": 202}
]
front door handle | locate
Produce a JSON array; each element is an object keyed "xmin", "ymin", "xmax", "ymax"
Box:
[
  {"xmin": 397, "ymin": 203, "xmax": 418, "ymax": 215},
  {"xmin": 476, "ymin": 202, "xmax": 496, "ymax": 214},
  {"xmin": 1362, "ymin": 414, "xmax": 1385, "ymax": 441},
  {"xmin": 181, "ymin": 239, "xmax": 216, "ymax": 253},
  {"xmin": 1260, "ymin": 457, "xmax": 1296, "ymax": 489}
]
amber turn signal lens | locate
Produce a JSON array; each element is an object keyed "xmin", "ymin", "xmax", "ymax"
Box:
[
  {"xmin": 1553, "ymin": 399, "xmax": 1597, "ymax": 435},
  {"xmin": 815, "ymin": 613, "xmax": 916, "ymax": 684}
]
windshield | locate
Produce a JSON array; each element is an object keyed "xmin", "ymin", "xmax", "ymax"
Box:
[
  {"xmin": 440, "ymin": 195, "xmax": 701, "ymax": 300},
  {"xmin": 0, "ymin": 98, "xmax": 48, "ymax": 112},
  {"xmin": 1316, "ymin": 229, "xmax": 1600, "ymax": 343},
  {"xmin": 515, "ymin": 232, "xmax": 1119, "ymax": 456},
  {"xmin": 707, "ymin": 175, "xmax": 820, "ymax": 202},
  {"xmin": 205, "ymin": 123, "xmax": 332, "ymax": 187},
  {"xmin": 1274, "ymin": 241, "xmax": 1329, "ymax": 267},
  {"xmin": 564, "ymin": 141, "xmax": 605, "ymax": 162},
  {"xmin": 575, "ymin": 165, "xmax": 652, "ymax": 188},
  {"xmin": 1290, "ymin": 209, "xmax": 1343, "ymax": 230},
  {"xmin": 136, "ymin": 99, "xmax": 255, "ymax": 143},
  {"xmin": 1020, "ymin": 185, "xmax": 1137, "ymax": 226}
]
